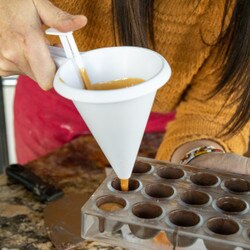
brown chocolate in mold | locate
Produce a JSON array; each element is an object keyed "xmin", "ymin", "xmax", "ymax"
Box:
[
  {"xmin": 129, "ymin": 202, "xmax": 163, "ymax": 239},
  {"xmin": 224, "ymin": 178, "xmax": 250, "ymax": 194},
  {"xmin": 132, "ymin": 203, "xmax": 163, "ymax": 219},
  {"xmin": 190, "ymin": 172, "xmax": 219, "ymax": 187},
  {"xmin": 96, "ymin": 195, "xmax": 126, "ymax": 233},
  {"xmin": 204, "ymin": 240, "xmax": 239, "ymax": 250},
  {"xmin": 111, "ymin": 177, "xmax": 140, "ymax": 191},
  {"xmin": 145, "ymin": 183, "xmax": 174, "ymax": 199},
  {"xmin": 205, "ymin": 218, "xmax": 239, "ymax": 249},
  {"xmin": 215, "ymin": 197, "xmax": 248, "ymax": 214},
  {"xmin": 168, "ymin": 210, "xmax": 200, "ymax": 227},
  {"xmin": 132, "ymin": 161, "xmax": 152, "ymax": 174},
  {"xmin": 167, "ymin": 210, "xmax": 200, "ymax": 247},
  {"xmin": 167, "ymin": 231, "xmax": 197, "ymax": 248},
  {"xmin": 157, "ymin": 167, "xmax": 185, "ymax": 180},
  {"xmin": 180, "ymin": 190, "xmax": 210, "ymax": 206},
  {"xmin": 207, "ymin": 217, "xmax": 239, "ymax": 235}
]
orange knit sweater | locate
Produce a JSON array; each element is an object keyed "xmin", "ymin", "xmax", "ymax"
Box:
[{"xmin": 49, "ymin": 0, "xmax": 250, "ymax": 160}]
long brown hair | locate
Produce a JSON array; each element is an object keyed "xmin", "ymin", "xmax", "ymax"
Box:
[
  {"xmin": 112, "ymin": 0, "xmax": 250, "ymax": 136},
  {"xmin": 112, "ymin": 0, "xmax": 154, "ymax": 48},
  {"xmin": 213, "ymin": 0, "xmax": 250, "ymax": 136}
]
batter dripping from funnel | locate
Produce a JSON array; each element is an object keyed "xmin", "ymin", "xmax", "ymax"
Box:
[{"xmin": 120, "ymin": 179, "xmax": 129, "ymax": 191}]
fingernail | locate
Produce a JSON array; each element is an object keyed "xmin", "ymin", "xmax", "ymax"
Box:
[{"xmin": 72, "ymin": 15, "xmax": 88, "ymax": 23}]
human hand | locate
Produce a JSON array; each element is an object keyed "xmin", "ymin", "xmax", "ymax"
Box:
[
  {"xmin": 0, "ymin": 0, "xmax": 87, "ymax": 90},
  {"xmin": 171, "ymin": 139, "xmax": 250, "ymax": 175},
  {"xmin": 188, "ymin": 152, "xmax": 250, "ymax": 175}
]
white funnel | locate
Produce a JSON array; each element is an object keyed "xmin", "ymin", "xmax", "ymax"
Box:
[{"xmin": 53, "ymin": 46, "xmax": 171, "ymax": 179}]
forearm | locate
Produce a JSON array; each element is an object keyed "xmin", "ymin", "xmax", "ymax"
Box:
[
  {"xmin": 156, "ymin": 110, "xmax": 250, "ymax": 162},
  {"xmin": 156, "ymin": 123, "xmax": 250, "ymax": 175}
]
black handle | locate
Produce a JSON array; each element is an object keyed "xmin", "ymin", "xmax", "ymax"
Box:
[
  {"xmin": 0, "ymin": 77, "xmax": 9, "ymax": 173},
  {"xmin": 6, "ymin": 164, "xmax": 64, "ymax": 202}
]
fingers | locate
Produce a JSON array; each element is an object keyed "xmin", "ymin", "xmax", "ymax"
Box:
[
  {"xmin": 34, "ymin": 0, "xmax": 87, "ymax": 32},
  {"xmin": 0, "ymin": 0, "xmax": 87, "ymax": 90},
  {"xmin": 190, "ymin": 152, "xmax": 250, "ymax": 175},
  {"xmin": 0, "ymin": 32, "xmax": 45, "ymax": 85},
  {"xmin": 0, "ymin": 56, "xmax": 20, "ymax": 74},
  {"xmin": 0, "ymin": 70, "xmax": 19, "ymax": 77},
  {"xmin": 24, "ymin": 30, "xmax": 56, "ymax": 90},
  {"xmin": 0, "ymin": 53, "xmax": 34, "ymax": 80}
]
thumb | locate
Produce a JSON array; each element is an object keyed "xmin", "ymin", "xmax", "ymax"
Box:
[{"xmin": 33, "ymin": 0, "xmax": 87, "ymax": 32}]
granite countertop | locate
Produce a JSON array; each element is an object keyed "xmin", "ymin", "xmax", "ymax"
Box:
[{"xmin": 0, "ymin": 133, "xmax": 163, "ymax": 250}]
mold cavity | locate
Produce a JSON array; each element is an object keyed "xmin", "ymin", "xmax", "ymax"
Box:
[
  {"xmin": 215, "ymin": 197, "xmax": 247, "ymax": 214},
  {"xmin": 168, "ymin": 210, "xmax": 200, "ymax": 227},
  {"xmin": 145, "ymin": 183, "xmax": 174, "ymax": 199},
  {"xmin": 180, "ymin": 190, "xmax": 210, "ymax": 206},
  {"xmin": 190, "ymin": 172, "xmax": 219, "ymax": 187},
  {"xmin": 111, "ymin": 178, "xmax": 140, "ymax": 192},
  {"xmin": 207, "ymin": 217, "xmax": 239, "ymax": 235},
  {"xmin": 132, "ymin": 202, "xmax": 163, "ymax": 219},
  {"xmin": 96, "ymin": 195, "xmax": 126, "ymax": 212},
  {"xmin": 224, "ymin": 178, "xmax": 250, "ymax": 194},
  {"xmin": 129, "ymin": 203, "xmax": 163, "ymax": 239},
  {"xmin": 157, "ymin": 167, "xmax": 185, "ymax": 180},
  {"xmin": 132, "ymin": 162, "xmax": 152, "ymax": 174}
]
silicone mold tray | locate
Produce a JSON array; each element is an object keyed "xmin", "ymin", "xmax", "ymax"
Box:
[{"xmin": 81, "ymin": 156, "xmax": 250, "ymax": 250}]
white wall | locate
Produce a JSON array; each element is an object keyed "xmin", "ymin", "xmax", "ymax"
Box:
[{"xmin": 2, "ymin": 77, "xmax": 17, "ymax": 164}]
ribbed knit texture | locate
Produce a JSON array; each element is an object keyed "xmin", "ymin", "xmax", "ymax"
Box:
[{"xmin": 50, "ymin": 0, "xmax": 250, "ymax": 160}]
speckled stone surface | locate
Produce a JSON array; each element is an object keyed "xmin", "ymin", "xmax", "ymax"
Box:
[{"xmin": 0, "ymin": 133, "xmax": 163, "ymax": 249}]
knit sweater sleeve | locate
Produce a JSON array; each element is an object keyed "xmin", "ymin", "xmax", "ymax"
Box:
[{"xmin": 156, "ymin": 43, "xmax": 250, "ymax": 161}]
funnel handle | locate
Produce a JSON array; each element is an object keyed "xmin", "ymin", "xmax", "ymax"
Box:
[
  {"xmin": 48, "ymin": 45, "xmax": 69, "ymax": 67},
  {"xmin": 46, "ymin": 28, "xmax": 83, "ymax": 68},
  {"xmin": 46, "ymin": 28, "xmax": 74, "ymax": 67}
]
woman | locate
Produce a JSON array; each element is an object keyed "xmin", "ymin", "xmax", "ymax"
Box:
[{"xmin": 0, "ymin": 0, "xmax": 249, "ymax": 173}]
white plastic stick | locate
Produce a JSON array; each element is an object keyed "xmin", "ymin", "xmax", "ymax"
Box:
[
  {"xmin": 46, "ymin": 28, "xmax": 86, "ymax": 87},
  {"xmin": 46, "ymin": 28, "xmax": 74, "ymax": 59},
  {"xmin": 66, "ymin": 33, "xmax": 84, "ymax": 68}
]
